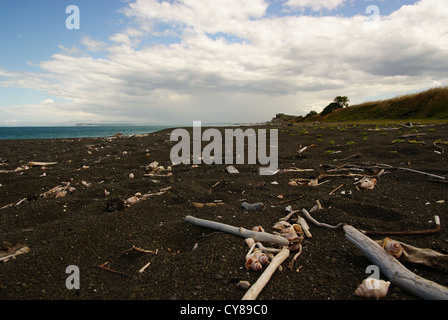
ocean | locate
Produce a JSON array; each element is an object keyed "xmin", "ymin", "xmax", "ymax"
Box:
[{"xmin": 0, "ymin": 125, "xmax": 174, "ymax": 141}]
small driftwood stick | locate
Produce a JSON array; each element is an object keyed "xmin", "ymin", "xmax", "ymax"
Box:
[
  {"xmin": 362, "ymin": 215, "xmax": 441, "ymax": 236},
  {"xmin": 297, "ymin": 216, "xmax": 312, "ymax": 238},
  {"xmin": 184, "ymin": 216, "xmax": 290, "ymax": 246},
  {"xmin": 242, "ymin": 247, "xmax": 290, "ymax": 300},
  {"xmin": 398, "ymin": 167, "xmax": 446, "ymax": 180},
  {"xmin": 301, "ymin": 209, "xmax": 344, "ymax": 230},
  {"xmin": 344, "ymin": 225, "xmax": 448, "ymax": 300}
]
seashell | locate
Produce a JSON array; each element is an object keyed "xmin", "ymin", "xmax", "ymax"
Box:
[
  {"xmin": 237, "ymin": 281, "xmax": 251, "ymax": 290},
  {"xmin": 307, "ymin": 179, "xmax": 319, "ymax": 187},
  {"xmin": 288, "ymin": 181, "xmax": 298, "ymax": 186},
  {"xmin": 55, "ymin": 191, "xmax": 67, "ymax": 198},
  {"xmin": 273, "ymin": 221, "xmax": 291, "ymax": 230},
  {"xmin": 245, "ymin": 257, "xmax": 262, "ymax": 271},
  {"xmin": 254, "ymin": 250, "xmax": 270, "ymax": 265},
  {"xmin": 81, "ymin": 180, "xmax": 92, "ymax": 188},
  {"xmin": 104, "ymin": 189, "xmax": 110, "ymax": 196},
  {"xmin": 126, "ymin": 196, "xmax": 139, "ymax": 206},
  {"xmin": 190, "ymin": 202, "xmax": 205, "ymax": 208},
  {"xmin": 68, "ymin": 187, "xmax": 76, "ymax": 193},
  {"xmin": 292, "ymin": 224, "xmax": 303, "ymax": 234},
  {"xmin": 382, "ymin": 237, "xmax": 403, "ymax": 258},
  {"xmin": 355, "ymin": 278, "xmax": 390, "ymax": 299},
  {"xmin": 360, "ymin": 178, "xmax": 377, "ymax": 190},
  {"xmin": 252, "ymin": 226, "xmax": 265, "ymax": 232},
  {"xmin": 129, "ymin": 173, "xmax": 135, "ymax": 179}
]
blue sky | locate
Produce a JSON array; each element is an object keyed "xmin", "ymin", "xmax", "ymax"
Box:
[{"xmin": 1, "ymin": 0, "xmax": 447, "ymax": 126}]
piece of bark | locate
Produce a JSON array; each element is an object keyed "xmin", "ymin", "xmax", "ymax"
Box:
[
  {"xmin": 184, "ymin": 215, "xmax": 290, "ymax": 246},
  {"xmin": 344, "ymin": 225, "xmax": 448, "ymax": 300},
  {"xmin": 242, "ymin": 247, "xmax": 290, "ymax": 300}
]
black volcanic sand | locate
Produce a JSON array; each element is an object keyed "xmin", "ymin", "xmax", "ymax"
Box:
[{"xmin": 0, "ymin": 123, "xmax": 447, "ymax": 301}]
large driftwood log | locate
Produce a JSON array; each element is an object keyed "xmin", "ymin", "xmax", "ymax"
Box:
[
  {"xmin": 344, "ymin": 225, "xmax": 448, "ymax": 300},
  {"xmin": 184, "ymin": 216, "xmax": 290, "ymax": 246},
  {"xmin": 242, "ymin": 247, "xmax": 290, "ymax": 300}
]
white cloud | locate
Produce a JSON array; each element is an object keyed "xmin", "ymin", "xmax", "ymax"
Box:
[
  {"xmin": 284, "ymin": 0, "xmax": 349, "ymax": 11},
  {"xmin": 1, "ymin": 0, "xmax": 448, "ymax": 126}
]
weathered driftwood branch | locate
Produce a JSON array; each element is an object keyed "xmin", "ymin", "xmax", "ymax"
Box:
[
  {"xmin": 398, "ymin": 167, "xmax": 446, "ymax": 180},
  {"xmin": 242, "ymin": 247, "xmax": 290, "ymax": 300},
  {"xmin": 344, "ymin": 225, "xmax": 448, "ymax": 300},
  {"xmin": 184, "ymin": 216, "xmax": 290, "ymax": 246},
  {"xmin": 362, "ymin": 215, "xmax": 441, "ymax": 236},
  {"xmin": 301, "ymin": 209, "xmax": 344, "ymax": 230}
]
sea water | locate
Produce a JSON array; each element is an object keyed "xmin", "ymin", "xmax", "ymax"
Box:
[{"xmin": 0, "ymin": 125, "xmax": 174, "ymax": 141}]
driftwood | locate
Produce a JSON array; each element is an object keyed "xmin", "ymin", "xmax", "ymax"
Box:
[
  {"xmin": 375, "ymin": 238, "xmax": 448, "ymax": 273},
  {"xmin": 301, "ymin": 209, "xmax": 344, "ymax": 230},
  {"xmin": 242, "ymin": 247, "xmax": 290, "ymax": 300},
  {"xmin": 184, "ymin": 216, "xmax": 290, "ymax": 246},
  {"xmin": 344, "ymin": 225, "xmax": 448, "ymax": 300},
  {"xmin": 398, "ymin": 167, "xmax": 446, "ymax": 180},
  {"xmin": 361, "ymin": 215, "xmax": 441, "ymax": 236},
  {"xmin": 0, "ymin": 245, "xmax": 30, "ymax": 262}
]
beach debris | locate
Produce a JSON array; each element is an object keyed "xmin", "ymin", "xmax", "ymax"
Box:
[
  {"xmin": 282, "ymin": 168, "xmax": 314, "ymax": 173},
  {"xmin": 27, "ymin": 162, "xmax": 58, "ymax": 167},
  {"xmin": 361, "ymin": 215, "xmax": 441, "ymax": 236},
  {"xmin": 273, "ymin": 195, "xmax": 304, "ymax": 206},
  {"xmin": 226, "ymin": 165, "xmax": 239, "ymax": 174},
  {"xmin": 184, "ymin": 216, "xmax": 290, "ymax": 246},
  {"xmin": 245, "ymin": 243, "xmax": 270, "ymax": 271},
  {"xmin": 241, "ymin": 202, "xmax": 264, "ymax": 211},
  {"xmin": 329, "ymin": 184, "xmax": 345, "ymax": 195},
  {"xmin": 301, "ymin": 209, "xmax": 343, "ymax": 230},
  {"xmin": 398, "ymin": 167, "xmax": 446, "ymax": 180},
  {"xmin": 98, "ymin": 261, "xmax": 125, "ymax": 275},
  {"xmin": 358, "ymin": 178, "xmax": 377, "ymax": 190},
  {"xmin": 104, "ymin": 190, "xmax": 110, "ymax": 196},
  {"xmin": 129, "ymin": 173, "xmax": 135, "ymax": 179},
  {"xmin": 344, "ymin": 224, "xmax": 448, "ymax": 300},
  {"xmin": 288, "ymin": 243, "xmax": 303, "ymax": 271},
  {"xmin": 354, "ymin": 278, "xmax": 390, "ymax": 299},
  {"xmin": 309, "ymin": 200, "xmax": 323, "ymax": 212},
  {"xmin": 0, "ymin": 242, "xmax": 30, "ymax": 263},
  {"xmin": 433, "ymin": 140, "xmax": 448, "ymax": 153},
  {"xmin": 190, "ymin": 202, "xmax": 218, "ymax": 208},
  {"xmin": 297, "ymin": 144, "xmax": 316, "ymax": 154},
  {"xmin": 81, "ymin": 180, "xmax": 92, "ymax": 188},
  {"xmin": 242, "ymin": 247, "xmax": 290, "ymax": 300}
]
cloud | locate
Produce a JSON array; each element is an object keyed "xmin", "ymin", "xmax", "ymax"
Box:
[
  {"xmin": 1, "ymin": 0, "xmax": 448, "ymax": 126},
  {"xmin": 283, "ymin": 0, "xmax": 349, "ymax": 11}
]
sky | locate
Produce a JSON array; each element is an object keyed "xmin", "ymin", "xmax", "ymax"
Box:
[{"xmin": 0, "ymin": 0, "xmax": 447, "ymax": 126}]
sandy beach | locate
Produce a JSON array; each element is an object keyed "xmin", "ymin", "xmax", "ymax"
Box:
[{"xmin": 1, "ymin": 123, "xmax": 447, "ymax": 301}]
